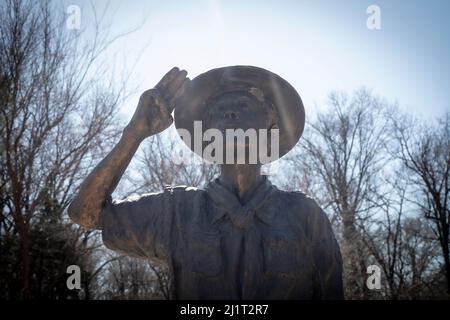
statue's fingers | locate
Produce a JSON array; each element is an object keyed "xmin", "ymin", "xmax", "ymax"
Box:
[
  {"xmin": 165, "ymin": 69, "xmax": 188, "ymax": 98},
  {"xmin": 155, "ymin": 67, "xmax": 180, "ymax": 92},
  {"xmin": 168, "ymin": 78, "xmax": 190, "ymax": 112}
]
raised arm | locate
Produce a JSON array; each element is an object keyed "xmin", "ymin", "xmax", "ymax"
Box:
[{"xmin": 68, "ymin": 67, "xmax": 189, "ymax": 228}]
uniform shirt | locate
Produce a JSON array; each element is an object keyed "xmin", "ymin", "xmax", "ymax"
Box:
[{"xmin": 100, "ymin": 177, "xmax": 344, "ymax": 300}]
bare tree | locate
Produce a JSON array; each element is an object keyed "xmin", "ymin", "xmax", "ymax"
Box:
[
  {"xmin": 287, "ymin": 88, "xmax": 392, "ymax": 298},
  {"xmin": 392, "ymin": 112, "xmax": 450, "ymax": 296},
  {"xmin": 97, "ymin": 254, "xmax": 167, "ymax": 300},
  {"xmin": 360, "ymin": 176, "xmax": 441, "ymax": 299},
  {"xmin": 0, "ymin": 0, "xmax": 134, "ymax": 298},
  {"xmin": 360, "ymin": 180, "xmax": 406, "ymax": 299}
]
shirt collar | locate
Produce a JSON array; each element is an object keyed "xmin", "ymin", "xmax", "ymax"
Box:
[{"xmin": 205, "ymin": 176, "xmax": 276, "ymax": 227}]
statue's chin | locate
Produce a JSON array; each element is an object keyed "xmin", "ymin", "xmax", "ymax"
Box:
[
  {"xmin": 220, "ymin": 144, "xmax": 260, "ymax": 165},
  {"xmin": 224, "ymin": 143, "xmax": 251, "ymax": 154},
  {"xmin": 201, "ymin": 143, "xmax": 271, "ymax": 164}
]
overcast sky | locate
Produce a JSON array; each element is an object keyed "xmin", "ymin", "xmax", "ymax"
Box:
[{"xmin": 67, "ymin": 0, "xmax": 450, "ymax": 121}]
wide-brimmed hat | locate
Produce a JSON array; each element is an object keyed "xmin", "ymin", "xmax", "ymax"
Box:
[{"xmin": 174, "ymin": 65, "xmax": 305, "ymax": 159}]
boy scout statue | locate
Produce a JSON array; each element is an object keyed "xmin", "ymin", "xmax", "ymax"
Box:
[{"xmin": 68, "ymin": 66, "xmax": 344, "ymax": 299}]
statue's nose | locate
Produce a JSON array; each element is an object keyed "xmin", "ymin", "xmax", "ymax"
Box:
[{"xmin": 224, "ymin": 110, "xmax": 239, "ymax": 120}]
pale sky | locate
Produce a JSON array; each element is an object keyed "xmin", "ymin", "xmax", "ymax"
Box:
[{"xmin": 66, "ymin": 0, "xmax": 450, "ymax": 121}]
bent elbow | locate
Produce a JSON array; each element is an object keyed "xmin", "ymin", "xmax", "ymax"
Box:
[{"xmin": 67, "ymin": 199, "xmax": 101, "ymax": 229}]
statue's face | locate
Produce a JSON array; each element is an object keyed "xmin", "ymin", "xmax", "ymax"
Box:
[
  {"xmin": 202, "ymin": 91, "xmax": 277, "ymax": 164},
  {"xmin": 206, "ymin": 91, "xmax": 268, "ymax": 133}
]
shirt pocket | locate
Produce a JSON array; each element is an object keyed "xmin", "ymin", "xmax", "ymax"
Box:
[
  {"xmin": 189, "ymin": 230, "xmax": 222, "ymax": 277},
  {"xmin": 262, "ymin": 229, "xmax": 308, "ymax": 277}
]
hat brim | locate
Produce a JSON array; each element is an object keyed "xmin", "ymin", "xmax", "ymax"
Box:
[{"xmin": 174, "ymin": 65, "xmax": 305, "ymax": 160}]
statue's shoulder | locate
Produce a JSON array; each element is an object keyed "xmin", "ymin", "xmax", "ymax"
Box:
[
  {"xmin": 273, "ymin": 190, "xmax": 332, "ymax": 240},
  {"xmin": 162, "ymin": 185, "xmax": 206, "ymax": 200},
  {"xmin": 164, "ymin": 185, "xmax": 201, "ymax": 192},
  {"xmin": 273, "ymin": 188, "xmax": 327, "ymax": 221},
  {"xmin": 113, "ymin": 185, "xmax": 202, "ymax": 203}
]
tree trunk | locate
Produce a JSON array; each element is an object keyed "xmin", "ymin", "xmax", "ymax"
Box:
[
  {"xmin": 440, "ymin": 232, "xmax": 450, "ymax": 296},
  {"xmin": 16, "ymin": 218, "xmax": 31, "ymax": 299}
]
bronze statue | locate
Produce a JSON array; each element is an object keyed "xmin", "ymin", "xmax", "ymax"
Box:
[{"xmin": 68, "ymin": 66, "xmax": 344, "ymax": 299}]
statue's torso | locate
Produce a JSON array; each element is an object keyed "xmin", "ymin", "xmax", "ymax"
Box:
[{"xmin": 101, "ymin": 179, "xmax": 344, "ymax": 299}]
